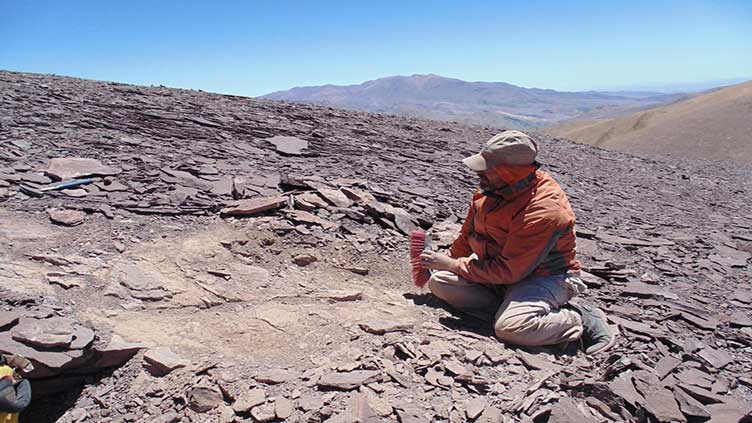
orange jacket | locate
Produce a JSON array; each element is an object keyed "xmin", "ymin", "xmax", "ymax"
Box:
[{"xmin": 449, "ymin": 165, "xmax": 580, "ymax": 284}]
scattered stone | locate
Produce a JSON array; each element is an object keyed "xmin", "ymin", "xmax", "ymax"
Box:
[
  {"xmin": 654, "ymin": 355, "xmax": 682, "ymax": 379},
  {"xmin": 298, "ymin": 393, "xmax": 324, "ymax": 411},
  {"xmin": 232, "ymin": 388, "xmax": 267, "ymax": 413},
  {"xmin": 94, "ymin": 334, "xmax": 145, "ymax": 368},
  {"xmin": 61, "ymin": 188, "xmax": 88, "ymax": 197},
  {"xmin": 729, "ymin": 311, "xmax": 752, "ymax": 327},
  {"xmin": 319, "ymin": 290, "xmax": 363, "ymax": 302},
  {"xmin": 317, "ymin": 188, "xmax": 354, "ymax": 208},
  {"xmin": 43, "ymin": 157, "xmax": 122, "ymax": 181},
  {"xmin": 275, "ymin": 397, "xmax": 294, "ymax": 420},
  {"xmin": 465, "ymin": 398, "xmax": 486, "ymax": 420},
  {"xmin": 267, "ymin": 136, "xmax": 308, "ymax": 155},
  {"xmin": 673, "ymin": 387, "xmax": 711, "ymax": 419},
  {"xmin": 548, "ymin": 397, "xmax": 595, "ymax": 423},
  {"xmin": 0, "ymin": 312, "xmax": 20, "ymax": 329},
  {"xmin": 143, "ymin": 347, "xmax": 189, "ymax": 376},
  {"xmin": 11, "ymin": 317, "xmax": 75, "ymax": 348},
  {"xmin": 47, "ymin": 208, "xmax": 85, "ymax": 226},
  {"xmin": 255, "ymin": 369, "xmax": 296, "ymax": 384},
  {"xmin": 220, "ymin": 196, "xmax": 287, "ymax": 216},
  {"xmin": 697, "ymin": 346, "xmax": 734, "ymax": 369},
  {"xmin": 292, "ymin": 254, "xmax": 318, "ymax": 266},
  {"xmin": 317, "ymin": 370, "xmax": 381, "ymax": 390},
  {"xmin": 251, "ymin": 404, "xmax": 277, "ymax": 422},
  {"xmin": 359, "ymin": 320, "xmax": 413, "ymax": 335},
  {"xmin": 634, "ymin": 379, "xmax": 686, "ymax": 423},
  {"xmin": 188, "ymin": 383, "xmax": 224, "ymax": 412}
]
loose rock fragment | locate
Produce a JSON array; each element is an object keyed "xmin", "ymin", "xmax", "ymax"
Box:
[
  {"xmin": 275, "ymin": 397, "xmax": 294, "ymax": 419},
  {"xmin": 267, "ymin": 136, "xmax": 308, "ymax": 155},
  {"xmin": 43, "ymin": 157, "xmax": 122, "ymax": 181},
  {"xmin": 359, "ymin": 320, "xmax": 413, "ymax": 335},
  {"xmin": 143, "ymin": 347, "xmax": 189, "ymax": 376},
  {"xmin": 220, "ymin": 196, "xmax": 287, "ymax": 216},
  {"xmin": 317, "ymin": 370, "xmax": 381, "ymax": 390},
  {"xmin": 233, "ymin": 388, "xmax": 267, "ymax": 413},
  {"xmin": 47, "ymin": 208, "xmax": 85, "ymax": 226},
  {"xmin": 188, "ymin": 383, "xmax": 224, "ymax": 412}
]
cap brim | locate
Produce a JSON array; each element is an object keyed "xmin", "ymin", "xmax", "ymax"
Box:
[{"xmin": 462, "ymin": 154, "xmax": 488, "ymax": 171}]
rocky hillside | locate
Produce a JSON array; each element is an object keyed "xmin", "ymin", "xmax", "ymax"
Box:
[
  {"xmin": 261, "ymin": 74, "xmax": 684, "ymax": 130},
  {"xmin": 1, "ymin": 70, "xmax": 751, "ymax": 423},
  {"xmin": 545, "ymin": 81, "xmax": 752, "ymax": 163}
]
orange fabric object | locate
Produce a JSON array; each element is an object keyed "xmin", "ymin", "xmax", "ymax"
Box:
[{"xmin": 449, "ymin": 168, "xmax": 580, "ymax": 285}]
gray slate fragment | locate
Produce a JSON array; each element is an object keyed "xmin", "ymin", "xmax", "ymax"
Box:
[
  {"xmin": 44, "ymin": 157, "xmax": 122, "ymax": 181},
  {"xmin": 317, "ymin": 370, "xmax": 381, "ymax": 390},
  {"xmin": 143, "ymin": 347, "xmax": 189, "ymax": 376},
  {"xmin": 267, "ymin": 136, "xmax": 308, "ymax": 155},
  {"xmin": 11, "ymin": 317, "xmax": 75, "ymax": 348},
  {"xmin": 47, "ymin": 208, "xmax": 85, "ymax": 226},
  {"xmin": 359, "ymin": 320, "xmax": 413, "ymax": 335},
  {"xmin": 673, "ymin": 388, "xmax": 711, "ymax": 419}
]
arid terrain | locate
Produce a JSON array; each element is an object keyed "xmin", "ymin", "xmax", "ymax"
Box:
[
  {"xmin": 1, "ymin": 70, "xmax": 751, "ymax": 423},
  {"xmin": 261, "ymin": 74, "xmax": 685, "ymax": 130},
  {"xmin": 545, "ymin": 81, "xmax": 752, "ymax": 163}
]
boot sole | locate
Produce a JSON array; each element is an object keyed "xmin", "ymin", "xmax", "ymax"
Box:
[{"xmin": 587, "ymin": 307, "xmax": 617, "ymax": 354}]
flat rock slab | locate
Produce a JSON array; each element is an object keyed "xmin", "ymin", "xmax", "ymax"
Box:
[
  {"xmin": 275, "ymin": 397, "xmax": 294, "ymax": 419},
  {"xmin": 232, "ymin": 388, "xmax": 267, "ymax": 413},
  {"xmin": 697, "ymin": 346, "xmax": 734, "ymax": 369},
  {"xmin": 317, "ymin": 188, "xmax": 354, "ymax": 208},
  {"xmin": 596, "ymin": 233, "xmax": 675, "ymax": 247},
  {"xmin": 221, "ymin": 196, "xmax": 287, "ymax": 216},
  {"xmin": 317, "ymin": 370, "xmax": 381, "ymax": 390},
  {"xmin": 549, "ymin": 397, "xmax": 596, "ymax": 423},
  {"xmin": 251, "ymin": 404, "xmax": 277, "ymax": 422},
  {"xmin": 0, "ymin": 311, "xmax": 20, "ymax": 329},
  {"xmin": 94, "ymin": 334, "xmax": 145, "ymax": 368},
  {"xmin": 47, "ymin": 208, "xmax": 85, "ymax": 226},
  {"xmin": 359, "ymin": 320, "xmax": 413, "ymax": 335},
  {"xmin": 255, "ymin": 369, "xmax": 296, "ymax": 384},
  {"xmin": 43, "ymin": 157, "xmax": 122, "ymax": 181},
  {"xmin": 318, "ymin": 290, "xmax": 363, "ymax": 302},
  {"xmin": 637, "ymin": 384, "xmax": 686, "ymax": 422},
  {"xmin": 188, "ymin": 384, "xmax": 223, "ymax": 412},
  {"xmin": 143, "ymin": 347, "xmax": 189, "ymax": 376},
  {"xmin": 11, "ymin": 317, "xmax": 76, "ymax": 348},
  {"xmin": 673, "ymin": 388, "xmax": 711, "ymax": 419},
  {"xmin": 0, "ymin": 331, "xmax": 78, "ymax": 378},
  {"xmin": 267, "ymin": 136, "xmax": 308, "ymax": 155},
  {"xmin": 620, "ymin": 282, "xmax": 678, "ymax": 300}
]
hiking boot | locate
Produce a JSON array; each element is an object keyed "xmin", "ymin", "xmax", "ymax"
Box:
[{"xmin": 571, "ymin": 303, "xmax": 616, "ymax": 354}]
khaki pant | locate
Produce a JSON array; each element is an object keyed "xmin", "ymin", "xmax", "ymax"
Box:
[{"xmin": 428, "ymin": 271, "xmax": 585, "ymax": 346}]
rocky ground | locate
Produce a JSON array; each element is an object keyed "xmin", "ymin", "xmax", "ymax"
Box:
[{"xmin": 1, "ymin": 70, "xmax": 751, "ymax": 423}]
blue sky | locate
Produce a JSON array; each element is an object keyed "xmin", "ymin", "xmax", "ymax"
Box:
[{"xmin": 1, "ymin": 1, "xmax": 750, "ymax": 96}]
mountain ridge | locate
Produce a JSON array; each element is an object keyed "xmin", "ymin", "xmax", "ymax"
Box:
[{"xmin": 262, "ymin": 74, "xmax": 688, "ymax": 129}]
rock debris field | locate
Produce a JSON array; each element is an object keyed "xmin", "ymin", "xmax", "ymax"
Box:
[{"xmin": 0, "ymin": 70, "xmax": 751, "ymax": 423}]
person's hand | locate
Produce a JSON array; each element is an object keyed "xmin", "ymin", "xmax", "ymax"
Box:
[{"xmin": 420, "ymin": 250, "xmax": 459, "ymax": 273}]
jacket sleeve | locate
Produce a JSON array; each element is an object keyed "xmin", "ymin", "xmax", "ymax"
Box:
[
  {"xmin": 454, "ymin": 203, "xmax": 569, "ymax": 284},
  {"xmin": 0, "ymin": 378, "xmax": 31, "ymax": 413},
  {"xmin": 448, "ymin": 193, "xmax": 477, "ymax": 259}
]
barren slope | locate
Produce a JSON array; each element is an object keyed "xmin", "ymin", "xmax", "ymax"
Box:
[
  {"xmin": 546, "ymin": 81, "xmax": 752, "ymax": 163},
  {"xmin": 1, "ymin": 71, "xmax": 751, "ymax": 423},
  {"xmin": 262, "ymin": 74, "xmax": 684, "ymax": 130}
]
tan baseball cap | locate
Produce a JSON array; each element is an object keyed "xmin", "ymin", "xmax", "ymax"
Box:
[{"xmin": 462, "ymin": 130, "xmax": 538, "ymax": 171}]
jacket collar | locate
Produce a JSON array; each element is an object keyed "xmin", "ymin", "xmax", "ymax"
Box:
[{"xmin": 480, "ymin": 165, "xmax": 539, "ymax": 201}]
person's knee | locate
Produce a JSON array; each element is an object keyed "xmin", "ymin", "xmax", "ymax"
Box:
[
  {"xmin": 427, "ymin": 271, "xmax": 454, "ymax": 300},
  {"xmin": 494, "ymin": 313, "xmax": 538, "ymax": 345}
]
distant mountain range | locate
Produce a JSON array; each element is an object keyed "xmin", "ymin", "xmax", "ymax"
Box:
[
  {"xmin": 545, "ymin": 80, "xmax": 752, "ymax": 163},
  {"xmin": 261, "ymin": 74, "xmax": 687, "ymax": 129}
]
